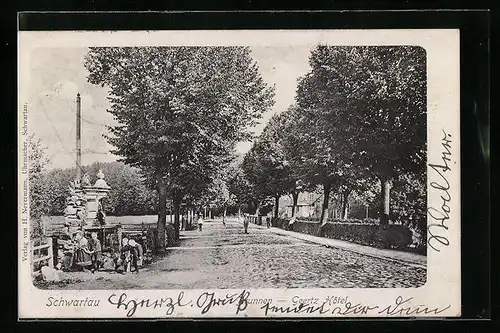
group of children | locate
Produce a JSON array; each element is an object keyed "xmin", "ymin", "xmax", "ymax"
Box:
[
  {"xmin": 115, "ymin": 237, "xmax": 144, "ymax": 274},
  {"xmin": 57, "ymin": 223, "xmax": 145, "ymax": 274},
  {"xmin": 57, "ymin": 226, "xmax": 103, "ymax": 273}
]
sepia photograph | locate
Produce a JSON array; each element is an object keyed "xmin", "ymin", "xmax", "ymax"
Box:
[{"xmin": 18, "ymin": 29, "xmax": 460, "ymax": 318}]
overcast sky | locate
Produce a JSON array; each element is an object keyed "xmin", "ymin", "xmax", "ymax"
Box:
[{"xmin": 27, "ymin": 46, "xmax": 312, "ymax": 170}]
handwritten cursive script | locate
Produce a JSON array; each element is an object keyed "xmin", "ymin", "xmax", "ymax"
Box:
[
  {"xmin": 107, "ymin": 292, "xmax": 452, "ymax": 317},
  {"xmin": 378, "ymin": 296, "xmax": 451, "ymax": 316},
  {"xmin": 427, "ymin": 129, "xmax": 453, "ymax": 252},
  {"xmin": 196, "ymin": 290, "xmax": 250, "ymax": 314},
  {"xmin": 108, "ymin": 292, "xmax": 191, "ymax": 317},
  {"xmin": 108, "ymin": 290, "xmax": 251, "ymax": 317},
  {"xmin": 261, "ymin": 296, "xmax": 450, "ymax": 317}
]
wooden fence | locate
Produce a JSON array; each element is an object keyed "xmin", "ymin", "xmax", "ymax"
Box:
[
  {"xmin": 45, "ymin": 222, "xmax": 157, "ymax": 236},
  {"xmin": 31, "ymin": 237, "xmax": 54, "ymax": 277}
]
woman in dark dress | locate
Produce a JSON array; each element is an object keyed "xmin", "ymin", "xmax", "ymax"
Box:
[{"xmin": 74, "ymin": 231, "xmax": 92, "ymax": 270}]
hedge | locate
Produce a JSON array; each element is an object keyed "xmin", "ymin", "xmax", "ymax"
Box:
[
  {"xmin": 278, "ymin": 219, "xmax": 413, "ymax": 250},
  {"xmin": 297, "ymin": 216, "xmax": 379, "ymax": 224},
  {"xmin": 271, "ymin": 217, "xmax": 290, "ymax": 230},
  {"xmin": 321, "ymin": 222, "xmax": 412, "ymax": 250}
]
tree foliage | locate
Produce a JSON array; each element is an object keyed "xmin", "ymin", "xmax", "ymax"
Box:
[
  {"xmin": 40, "ymin": 162, "xmax": 158, "ymax": 216},
  {"xmin": 295, "ymin": 45, "xmax": 426, "ymax": 225},
  {"xmin": 84, "ymin": 46, "xmax": 274, "ymax": 183},
  {"xmin": 297, "ymin": 45, "xmax": 426, "ymax": 179},
  {"xmin": 242, "ymin": 45, "xmax": 426, "ymax": 233},
  {"xmin": 28, "ymin": 134, "xmax": 50, "ymax": 238},
  {"xmin": 84, "ymin": 46, "xmax": 274, "ymax": 245},
  {"xmin": 226, "ymin": 165, "xmax": 254, "ymax": 213}
]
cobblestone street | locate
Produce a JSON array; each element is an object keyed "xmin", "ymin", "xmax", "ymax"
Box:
[{"xmin": 40, "ymin": 218, "xmax": 426, "ymax": 290}]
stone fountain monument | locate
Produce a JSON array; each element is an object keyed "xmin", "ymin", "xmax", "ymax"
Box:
[
  {"xmin": 83, "ymin": 170, "xmax": 111, "ymax": 226},
  {"xmin": 63, "ymin": 170, "xmax": 111, "ymax": 228},
  {"xmin": 58, "ymin": 93, "xmax": 122, "ymax": 253}
]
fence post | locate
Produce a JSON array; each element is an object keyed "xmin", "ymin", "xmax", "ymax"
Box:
[
  {"xmin": 117, "ymin": 226, "xmax": 123, "ymax": 252},
  {"xmin": 51, "ymin": 236, "xmax": 58, "ymax": 268},
  {"xmin": 46, "ymin": 237, "xmax": 54, "ymax": 268}
]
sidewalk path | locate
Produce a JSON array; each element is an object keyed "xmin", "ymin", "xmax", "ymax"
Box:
[{"xmin": 253, "ymin": 224, "xmax": 426, "ymax": 268}]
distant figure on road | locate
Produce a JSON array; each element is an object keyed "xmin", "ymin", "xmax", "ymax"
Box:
[
  {"xmin": 197, "ymin": 215, "xmax": 204, "ymax": 232},
  {"xmin": 241, "ymin": 214, "xmax": 249, "ymax": 234},
  {"xmin": 181, "ymin": 215, "xmax": 186, "ymax": 231}
]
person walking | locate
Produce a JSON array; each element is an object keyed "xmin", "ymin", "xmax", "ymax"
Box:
[
  {"xmin": 241, "ymin": 214, "xmax": 249, "ymax": 234},
  {"xmin": 197, "ymin": 215, "xmax": 204, "ymax": 232}
]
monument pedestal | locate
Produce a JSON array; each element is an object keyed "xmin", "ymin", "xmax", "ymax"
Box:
[
  {"xmin": 82, "ymin": 186, "xmax": 110, "ymax": 226},
  {"xmin": 63, "ymin": 170, "xmax": 111, "ymax": 229}
]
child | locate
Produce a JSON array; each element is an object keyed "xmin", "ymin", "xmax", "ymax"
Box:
[
  {"xmin": 120, "ymin": 237, "xmax": 132, "ymax": 273},
  {"xmin": 101, "ymin": 252, "xmax": 115, "ymax": 271},
  {"xmin": 115, "ymin": 237, "xmax": 129, "ymax": 273},
  {"xmin": 197, "ymin": 215, "xmax": 204, "ymax": 232},
  {"xmin": 60, "ymin": 222, "xmax": 72, "ymax": 241},
  {"xmin": 88, "ymin": 232, "xmax": 102, "ymax": 273},
  {"xmin": 133, "ymin": 238, "xmax": 144, "ymax": 267},
  {"xmin": 128, "ymin": 239, "xmax": 140, "ymax": 273}
]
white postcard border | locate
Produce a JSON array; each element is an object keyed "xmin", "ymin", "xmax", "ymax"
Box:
[{"xmin": 18, "ymin": 29, "xmax": 461, "ymax": 319}]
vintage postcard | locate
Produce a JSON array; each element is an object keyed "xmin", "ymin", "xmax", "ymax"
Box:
[{"xmin": 18, "ymin": 29, "xmax": 460, "ymax": 319}]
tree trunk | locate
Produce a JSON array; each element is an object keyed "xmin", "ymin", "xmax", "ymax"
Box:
[
  {"xmin": 336, "ymin": 192, "xmax": 344, "ymax": 219},
  {"xmin": 156, "ymin": 176, "xmax": 167, "ymax": 253},
  {"xmin": 255, "ymin": 201, "xmax": 261, "ymax": 216},
  {"xmin": 341, "ymin": 189, "xmax": 351, "ymax": 220},
  {"xmin": 238, "ymin": 206, "xmax": 241, "ymax": 218},
  {"xmin": 169, "ymin": 200, "xmax": 173, "ymax": 224},
  {"xmin": 274, "ymin": 194, "xmax": 280, "ymax": 218},
  {"xmin": 173, "ymin": 197, "xmax": 181, "ymax": 240},
  {"xmin": 223, "ymin": 206, "xmax": 227, "ymax": 221},
  {"xmin": 291, "ymin": 191, "xmax": 299, "ymax": 218},
  {"xmin": 380, "ymin": 177, "xmax": 391, "ymax": 225},
  {"xmin": 320, "ymin": 183, "xmax": 332, "ymax": 226},
  {"xmin": 182, "ymin": 207, "xmax": 187, "ymax": 230}
]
